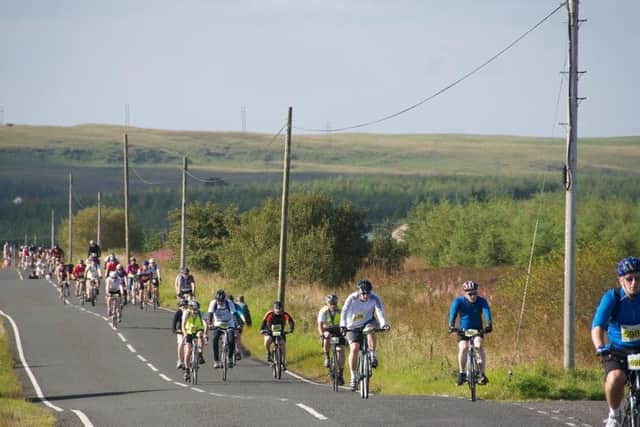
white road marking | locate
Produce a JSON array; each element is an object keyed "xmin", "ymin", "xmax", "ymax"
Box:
[
  {"xmin": 564, "ymin": 423, "xmax": 577, "ymax": 427},
  {"xmin": 126, "ymin": 344, "xmax": 136, "ymax": 353},
  {"xmin": 101, "ymin": 316, "xmax": 109, "ymax": 321},
  {"xmin": 147, "ymin": 363, "xmax": 158, "ymax": 372},
  {"xmin": 191, "ymin": 387, "xmax": 205, "ymax": 393},
  {"xmin": 117, "ymin": 333, "xmax": 127, "ymax": 342},
  {"xmin": 137, "ymin": 355, "xmax": 147, "ymax": 362},
  {"xmin": 71, "ymin": 409, "xmax": 96, "ymax": 427},
  {"xmin": 159, "ymin": 374, "xmax": 172, "ymax": 381},
  {"xmin": 210, "ymin": 392, "xmax": 225, "ymax": 397},
  {"xmin": 174, "ymin": 381, "xmax": 188, "ymax": 387},
  {"xmin": 0, "ymin": 309, "xmax": 64, "ymax": 412},
  {"xmin": 296, "ymin": 403, "xmax": 328, "ymax": 421},
  {"xmin": 537, "ymin": 410, "xmax": 548, "ymax": 415}
]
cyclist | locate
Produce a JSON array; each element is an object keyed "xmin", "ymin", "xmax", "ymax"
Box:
[
  {"xmin": 592, "ymin": 257, "xmax": 640, "ymax": 427},
  {"xmin": 87, "ymin": 240, "xmax": 101, "ymax": 264},
  {"xmin": 228, "ymin": 295, "xmax": 247, "ymax": 359},
  {"xmin": 126, "ymin": 257, "xmax": 140, "ymax": 301},
  {"xmin": 148, "ymin": 258, "xmax": 161, "ymax": 304},
  {"xmin": 181, "ymin": 300, "xmax": 208, "ymax": 381},
  {"xmin": 55, "ymin": 260, "xmax": 69, "ymax": 298},
  {"xmin": 175, "ymin": 268, "xmax": 196, "ymax": 301},
  {"xmin": 207, "ymin": 289, "xmax": 238, "ymax": 368},
  {"xmin": 85, "ymin": 257, "xmax": 102, "ymax": 300},
  {"xmin": 104, "ymin": 255, "xmax": 118, "ymax": 276},
  {"xmin": 106, "ymin": 270, "xmax": 125, "ymax": 322},
  {"xmin": 137, "ymin": 260, "xmax": 153, "ymax": 309},
  {"xmin": 172, "ymin": 298, "xmax": 189, "ymax": 369},
  {"xmin": 318, "ymin": 294, "xmax": 346, "ymax": 385},
  {"xmin": 448, "ymin": 280, "xmax": 493, "ymax": 386},
  {"xmin": 260, "ymin": 301, "xmax": 295, "ymax": 370},
  {"xmin": 340, "ymin": 279, "xmax": 391, "ymax": 391},
  {"xmin": 71, "ymin": 259, "xmax": 87, "ymax": 297},
  {"xmin": 51, "ymin": 243, "xmax": 64, "ymax": 263}
]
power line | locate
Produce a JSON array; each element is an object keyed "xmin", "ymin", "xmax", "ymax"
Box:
[
  {"xmin": 130, "ymin": 166, "xmax": 175, "ymax": 186},
  {"xmin": 294, "ymin": 2, "xmax": 567, "ymax": 133}
]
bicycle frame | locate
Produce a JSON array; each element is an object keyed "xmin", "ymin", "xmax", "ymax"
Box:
[
  {"xmin": 622, "ymin": 353, "xmax": 640, "ymax": 427},
  {"xmin": 461, "ymin": 328, "xmax": 481, "ymax": 402},
  {"xmin": 190, "ymin": 338, "xmax": 199, "ymax": 384},
  {"xmin": 271, "ymin": 329, "xmax": 286, "ymax": 380}
]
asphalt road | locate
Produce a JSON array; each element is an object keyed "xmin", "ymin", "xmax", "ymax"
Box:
[{"xmin": 0, "ymin": 268, "xmax": 608, "ymax": 427}]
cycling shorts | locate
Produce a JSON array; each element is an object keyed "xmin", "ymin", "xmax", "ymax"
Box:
[
  {"xmin": 179, "ymin": 290, "xmax": 192, "ymax": 297},
  {"xmin": 346, "ymin": 320, "xmax": 379, "ymax": 345},
  {"xmin": 108, "ymin": 291, "xmax": 122, "ymax": 296},
  {"xmin": 457, "ymin": 331, "xmax": 485, "ymax": 342},
  {"xmin": 185, "ymin": 332, "xmax": 203, "ymax": 344},
  {"xmin": 603, "ymin": 348, "xmax": 640, "ymax": 378}
]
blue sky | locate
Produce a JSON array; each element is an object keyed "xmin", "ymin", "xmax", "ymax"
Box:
[{"xmin": 1, "ymin": 0, "xmax": 638, "ymax": 137}]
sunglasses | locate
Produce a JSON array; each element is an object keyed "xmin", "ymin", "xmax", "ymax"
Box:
[
  {"xmin": 623, "ymin": 274, "xmax": 640, "ymax": 283},
  {"xmin": 466, "ymin": 292, "xmax": 478, "ymax": 296}
]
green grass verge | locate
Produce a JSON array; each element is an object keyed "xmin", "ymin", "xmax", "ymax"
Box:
[{"xmin": 0, "ymin": 323, "xmax": 55, "ymax": 427}]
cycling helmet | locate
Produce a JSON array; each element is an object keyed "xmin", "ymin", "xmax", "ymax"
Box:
[
  {"xmin": 462, "ymin": 280, "xmax": 479, "ymax": 292},
  {"xmin": 129, "ymin": 256, "xmax": 136, "ymax": 262},
  {"xmin": 149, "ymin": 258, "xmax": 156, "ymax": 264},
  {"xmin": 143, "ymin": 260, "xmax": 149, "ymax": 266},
  {"xmin": 357, "ymin": 279, "xmax": 373, "ymax": 294},
  {"xmin": 116, "ymin": 264, "xmax": 123, "ymax": 270},
  {"xmin": 273, "ymin": 300, "xmax": 283, "ymax": 309},
  {"xmin": 617, "ymin": 257, "xmax": 640, "ymax": 277},
  {"xmin": 215, "ymin": 289, "xmax": 226, "ymax": 301},
  {"xmin": 326, "ymin": 294, "xmax": 338, "ymax": 304},
  {"xmin": 89, "ymin": 240, "xmax": 95, "ymax": 245},
  {"xmin": 189, "ymin": 300, "xmax": 200, "ymax": 309},
  {"xmin": 79, "ymin": 259, "xmax": 84, "ymax": 264},
  {"xmin": 181, "ymin": 267, "xmax": 189, "ymax": 274},
  {"xmin": 228, "ymin": 294, "xmax": 234, "ymax": 301},
  {"xmin": 109, "ymin": 271, "xmax": 117, "ymax": 278}
]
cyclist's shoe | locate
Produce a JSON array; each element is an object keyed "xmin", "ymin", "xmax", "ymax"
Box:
[
  {"xmin": 282, "ymin": 363, "xmax": 287, "ymax": 372},
  {"xmin": 176, "ymin": 361, "xmax": 184, "ymax": 369},
  {"xmin": 371, "ymin": 355, "xmax": 378, "ymax": 369},
  {"xmin": 228, "ymin": 358, "xmax": 235, "ymax": 368},
  {"xmin": 338, "ymin": 375, "xmax": 345, "ymax": 386},
  {"xmin": 265, "ymin": 352, "xmax": 272, "ymax": 363},
  {"xmin": 198, "ymin": 353, "xmax": 206, "ymax": 365},
  {"xmin": 478, "ymin": 374, "xmax": 489, "ymax": 385},
  {"xmin": 324, "ymin": 356, "xmax": 330, "ymax": 368},
  {"xmin": 235, "ymin": 352, "xmax": 242, "ymax": 361},
  {"xmin": 604, "ymin": 414, "xmax": 621, "ymax": 427},
  {"xmin": 350, "ymin": 379, "xmax": 358, "ymax": 391},
  {"xmin": 214, "ymin": 361, "xmax": 223, "ymax": 369},
  {"xmin": 183, "ymin": 371, "xmax": 190, "ymax": 381},
  {"xmin": 456, "ymin": 372, "xmax": 467, "ymax": 386}
]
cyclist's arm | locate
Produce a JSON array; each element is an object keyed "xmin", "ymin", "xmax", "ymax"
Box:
[
  {"xmin": 371, "ymin": 294, "xmax": 389, "ymax": 328},
  {"xmin": 285, "ymin": 313, "xmax": 295, "ymax": 331},
  {"xmin": 481, "ymin": 299, "xmax": 492, "ymax": 326},
  {"xmin": 340, "ymin": 295, "xmax": 355, "ymax": 328},
  {"xmin": 591, "ymin": 326, "xmax": 608, "ymax": 349},
  {"xmin": 448, "ymin": 298, "xmax": 460, "ymax": 328}
]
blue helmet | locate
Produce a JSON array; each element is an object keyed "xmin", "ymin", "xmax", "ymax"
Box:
[{"xmin": 617, "ymin": 257, "xmax": 640, "ymax": 277}]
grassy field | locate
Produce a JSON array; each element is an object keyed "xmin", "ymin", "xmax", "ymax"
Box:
[
  {"xmin": 0, "ymin": 323, "xmax": 55, "ymax": 427},
  {"xmin": 1, "ymin": 124, "xmax": 638, "ymax": 178}
]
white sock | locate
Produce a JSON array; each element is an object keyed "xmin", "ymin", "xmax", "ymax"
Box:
[
  {"xmin": 350, "ymin": 369, "xmax": 357, "ymax": 381},
  {"xmin": 610, "ymin": 407, "xmax": 621, "ymax": 418}
]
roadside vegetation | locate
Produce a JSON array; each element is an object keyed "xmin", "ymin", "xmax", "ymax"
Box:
[{"xmin": 0, "ymin": 323, "xmax": 54, "ymax": 427}]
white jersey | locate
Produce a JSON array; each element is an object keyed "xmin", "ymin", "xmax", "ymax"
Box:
[
  {"xmin": 207, "ymin": 298, "xmax": 237, "ymax": 328},
  {"xmin": 86, "ymin": 264, "xmax": 102, "ymax": 280},
  {"xmin": 339, "ymin": 291, "xmax": 388, "ymax": 330},
  {"xmin": 106, "ymin": 276, "xmax": 124, "ymax": 292}
]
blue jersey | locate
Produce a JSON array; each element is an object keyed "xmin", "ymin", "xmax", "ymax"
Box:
[
  {"xmin": 592, "ymin": 288, "xmax": 640, "ymax": 350},
  {"xmin": 448, "ymin": 295, "xmax": 492, "ymax": 330}
]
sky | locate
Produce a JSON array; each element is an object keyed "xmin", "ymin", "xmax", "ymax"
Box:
[{"xmin": 1, "ymin": 0, "xmax": 638, "ymax": 137}]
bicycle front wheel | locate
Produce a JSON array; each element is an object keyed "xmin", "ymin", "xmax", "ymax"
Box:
[
  {"xmin": 466, "ymin": 352, "xmax": 477, "ymax": 402},
  {"xmin": 222, "ymin": 335, "xmax": 229, "ymax": 382},
  {"xmin": 274, "ymin": 346, "xmax": 282, "ymax": 380},
  {"xmin": 331, "ymin": 347, "xmax": 339, "ymax": 392},
  {"xmin": 360, "ymin": 352, "xmax": 370, "ymax": 399}
]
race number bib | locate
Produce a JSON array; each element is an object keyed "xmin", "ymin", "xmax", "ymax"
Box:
[
  {"xmin": 621, "ymin": 324, "xmax": 640, "ymax": 343},
  {"xmin": 352, "ymin": 312, "xmax": 365, "ymax": 322}
]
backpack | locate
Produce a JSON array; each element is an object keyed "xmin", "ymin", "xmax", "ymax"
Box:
[{"xmin": 610, "ymin": 288, "xmax": 622, "ymax": 321}]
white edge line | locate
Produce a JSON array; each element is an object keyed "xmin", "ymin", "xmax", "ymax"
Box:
[
  {"xmin": 137, "ymin": 355, "xmax": 147, "ymax": 362},
  {"xmin": 0, "ymin": 309, "xmax": 64, "ymax": 412},
  {"xmin": 159, "ymin": 373, "xmax": 172, "ymax": 381},
  {"xmin": 126, "ymin": 344, "xmax": 136, "ymax": 353},
  {"xmin": 285, "ymin": 368, "xmax": 323, "ymax": 385},
  {"xmin": 117, "ymin": 333, "xmax": 127, "ymax": 343},
  {"xmin": 296, "ymin": 403, "xmax": 328, "ymax": 421},
  {"xmin": 71, "ymin": 409, "xmax": 96, "ymax": 427},
  {"xmin": 147, "ymin": 363, "xmax": 158, "ymax": 372}
]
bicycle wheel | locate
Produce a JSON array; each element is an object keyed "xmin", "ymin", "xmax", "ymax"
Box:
[
  {"xmin": 222, "ymin": 334, "xmax": 229, "ymax": 382},
  {"xmin": 331, "ymin": 346, "xmax": 339, "ymax": 392},
  {"xmin": 360, "ymin": 352, "xmax": 370, "ymax": 399},
  {"xmin": 191, "ymin": 345, "xmax": 199, "ymax": 385},
  {"xmin": 111, "ymin": 301, "xmax": 118, "ymax": 329},
  {"xmin": 467, "ymin": 352, "xmax": 477, "ymax": 402},
  {"xmin": 274, "ymin": 345, "xmax": 282, "ymax": 380}
]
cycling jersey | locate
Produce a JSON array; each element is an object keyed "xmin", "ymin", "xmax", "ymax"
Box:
[
  {"xmin": 183, "ymin": 311, "xmax": 205, "ymax": 335},
  {"xmin": 207, "ymin": 299, "xmax": 237, "ymax": 328},
  {"xmin": 448, "ymin": 295, "xmax": 492, "ymax": 330},
  {"xmin": 86, "ymin": 264, "xmax": 101, "ymax": 280},
  {"xmin": 260, "ymin": 311, "xmax": 295, "ymax": 332},
  {"xmin": 592, "ymin": 288, "xmax": 640, "ymax": 350},
  {"xmin": 340, "ymin": 291, "xmax": 387, "ymax": 330},
  {"xmin": 72, "ymin": 264, "xmax": 86, "ymax": 278},
  {"xmin": 106, "ymin": 276, "xmax": 124, "ymax": 293},
  {"xmin": 126, "ymin": 263, "xmax": 140, "ymax": 275},
  {"xmin": 177, "ymin": 274, "xmax": 194, "ymax": 293}
]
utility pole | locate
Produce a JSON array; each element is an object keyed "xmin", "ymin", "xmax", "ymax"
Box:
[
  {"xmin": 180, "ymin": 156, "xmax": 187, "ymax": 271},
  {"xmin": 563, "ymin": 0, "xmax": 580, "ymax": 370},
  {"xmin": 68, "ymin": 173, "xmax": 73, "ymax": 263},
  {"xmin": 125, "ymin": 103, "xmax": 130, "ymax": 127},
  {"xmin": 277, "ymin": 107, "xmax": 292, "ymax": 307},
  {"xmin": 97, "ymin": 192, "xmax": 102, "ymax": 246},
  {"xmin": 241, "ymin": 106, "xmax": 247, "ymax": 132},
  {"xmin": 123, "ymin": 134, "xmax": 130, "ymax": 260},
  {"xmin": 51, "ymin": 208, "xmax": 55, "ymax": 248}
]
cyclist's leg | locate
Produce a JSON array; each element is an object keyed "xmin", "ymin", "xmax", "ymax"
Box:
[
  {"xmin": 474, "ymin": 336, "xmax": 486, "ymax": 369},
  {"xmin": 346, "ymin": 332, "xmax": 361, "ymax": 389},
  {"xmin": 457, "ymin": 339, "xmax": 469, "ymax": 372},
  {"xmin": 227, "ymin": 330, "xmax": 236, "ymax": 364},
  {"xmin": 212, "ymin": 328, "xmax": 222, "ymax": 364},
  {"xmin": 263, "ymin": 334, "xmax": 273, "ymax": 361},
  {"xmin": 604, "ymin": 366, "xmax": 626, "ymax": 418},
  {"xmin": 176, "ymin": 333, "xmax": 184, "ymax": 368}
]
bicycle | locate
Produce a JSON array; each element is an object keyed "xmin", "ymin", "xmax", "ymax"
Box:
[
  {"xmin": 148, "ymin": 278, "xmax": 160, "ymax": 310},
  {"xmin": 188, "ymin": 337, "xmax": 200, "ymax": 384},
  {"xmin": 215, "ymin": 323, "xmax": 234, "ymax": 382},
  {"xmin": 108, "ymin": 293, "xmax": 122, "ymax": 329},
  {"xmin": 59, "ymin": 279, "xmax": 69, "ymax": 304},
  {"xmin": 457, "ymin": 328, "xmax": 482, "ymax": 402},
  {"xmin": 347, "ymin": 325, "xmax": 385, "ymax": 399},
  {"xmin": 269, "ymin": 325, "xmax": 291, "ymax": 380},
  {"xmin": 87, "ymin": 279, "xmax": 99, "ymax": 306},
  {"xmin": 621, "ymin": 352, "xmax": 640, "ymax": 426},
  {"xmin": 323, "ymin": 327, "xmax": 343, "ymax": 392},
  {"xmin": 77, "ymin": 277, "xmax": 86, "ymax": 305}
]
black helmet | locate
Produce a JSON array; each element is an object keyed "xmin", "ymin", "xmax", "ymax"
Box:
[
  {"xmin": 215, "ymin": 289, "xmax": 226, "ymax": 301},
  {"xmin": 326, "ymin": 294, "xmax": 338, "ymax": 304},
  {"xmin": 273, "ymin": 300, "xmax": 283, "ymax": 309},
  {"xmin": 357, "ymin": 279, "xmax": 373, "ymax": 294}
]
